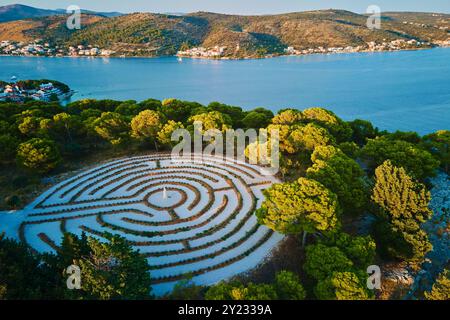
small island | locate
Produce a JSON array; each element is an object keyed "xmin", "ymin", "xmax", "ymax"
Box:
[{"xmin": 0, "ymin": 78, "xmax": 73, "ymax": 103}]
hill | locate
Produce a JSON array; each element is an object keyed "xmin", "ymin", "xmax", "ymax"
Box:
[
  {"xmin": 0, "ymin": 9, "xmax": 448, "ymax": 57},
  {"xmin": 0, "ymin": 4, "xmax": 122, "ymax": 23},
  {"xmin": 0, "ymin": 4, "xmax": 60, "ymax": 23},
  {"xmin": 67, "ymin": 13, "xmax": 209, "ymax": 56},
  {"xmin": 0, "ymin": 14, "xmax": 104, "ymax": 42}
]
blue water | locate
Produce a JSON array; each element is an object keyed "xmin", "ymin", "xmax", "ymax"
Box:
[{"xmin": 1, "ymin": 48, "xmax": 449, "ymax": 134}]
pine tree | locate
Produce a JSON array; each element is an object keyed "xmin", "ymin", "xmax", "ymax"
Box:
[{"xmin": 372, "ymin": 160, "xmax": 433, "ymax": 261}]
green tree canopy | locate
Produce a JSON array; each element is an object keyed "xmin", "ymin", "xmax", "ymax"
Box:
[
  {"xmin": 131, "ymin": 110, "xmax": 165, "ymax": 143},
  {"xmin": 425, "ymin": 269, "xmax": 450, "ymax": 300},
  {"xmin": 348, "ymin": 119, "xmax": 378, "ymax": 146},
  {"xmin": 80, "ymin": 108, "xmax": 103, "ymax": 121},
  {"xmin": 267, "ymin": 122, "xmax": 333, "ymax": 156},
  {"xmin": 169, "ymin": 278, "xmax": 205, "ymax": 300},
  {"xmin": 67, "ymin": 99, "xmax": 122, "ymax": 114},
  {"xmin": 288, "ymin": 123, "xmax": 334, "ymax": 154},
  {"xmin": 373, "ymin": 160, "xmax": 433, "ymax": 224},
  {"xmin": 315, "ymin": 272, "xmax": 370, "ymax": 300},
  {"xmin": 307, "ymin": 145, "xmax": 368, "ymax": 215},
  {"xmin": 161, "ymin": 99, "xmax": 203, "ymax": 123},
  {"xmin": 256, "ymin": 178, "xmax": 340, "ymax": 235},
  {"xmin": 0, "ymin": 120, "xmax": 11, "ymax": 135},
  {"xmin": 189, "ymin": 111, "xmax": 232, "ymax": 133},
  {"xmin": 422, "ymin": 130, "xmax": 450, "ymax": 173},
  {"xmin": 0, "ymin": 134, "xmax": 19, "ymax": 163},
  {"xmin": 114, "ymin": 101, "xmax": 146, "ymax": 116},
  {"xmin": 305, "ymin": 234, "xmax": 375, "ymax": 300},
  {"xmin": 304, "ymin": 243, "xmax": 354, "ymax": 281},
  {"xmin": 361, "ymin": 137, "xmax": 440, "ymax": 180},
  {"xmin": 272, "ymin": 109, "xmax": 303, "ymax": 125},
  {"xmin": 320, "ymin": 232, "xmax": 376, "ymax": 269},
  {"xmin": 372, "ymin": 160, "xmax": 433, "ymax": 261},
  {"xmin": 337, "ymin": 141, "xmax": 360, "ymax": 159},
  {"xmin": 75, "ymin": 234, "xmax": 152, "ymax": 300},
  {"xmin": 157, "ymin": 120, "xmax": 185, "ymax": 146},
  {"xmin": 384, "ymin": 131, "xmax": 422, "ymax": 144},
  {"xmin": 274, "ymin": 271, "xmax": 306, "ymax": 300},
  {"xmin": 0, "ymin": 235, "xmax": 47, "ymax": 299},
  {"xmin": 16, "ymin": 138, "xmax": 61, "ymax": 173},
  {"xmin": 205, "ymin": 281, "xmax": 277, "ymax": 300},
  {"xmin": 92, "ymin": 112, "xmax": 130, "ymax": 145},
  {"xmin": 138, "ymin": 98, "xmax": 162, "ymax": 111},
  {"xmin": 207, "ymin": 102, "xmax": 246, "ymax": 128},
  {"xmin": 302, "ymin": 107, "xmax": 353, "ymax": 143},
  {"xmin": 267, "ymin": 124, "xmax": 295, "ymax": 154},
  {"xmin": 48, "ymin": 113, "xmax": 84, "ymax": 145},
  {"xmin": 18, "ymin": 115, "xmax": 43, "ymax": 137},
  {"xmin": 242, "ymin": 111, "xmax": 272, "ymax": 129}
]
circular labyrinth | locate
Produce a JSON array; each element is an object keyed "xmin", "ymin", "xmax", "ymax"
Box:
[{"xmin": 13, "ymin": 153, "xmax": 283, "ymax": 295}]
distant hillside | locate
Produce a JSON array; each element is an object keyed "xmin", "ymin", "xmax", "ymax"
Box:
[
  {"xmin": 382, "ymin": 12, "xmax": 450, "ymax": 28},
  {"xmin": 0, "ymin": 14, "xmax": 104, "ymax": 42},
  {"xmin": 67, "ymin": 13, "xmax": 209, "ymax": 56},
  {"xmin": 0, "ymin": 4, "xmax": 60, "ymax": 22},
  {"xmin": 0, "ymin": 9, "xmax": 448, "ymax": 57},
  {"xmin": 0, "ymin": 4, "xmax": 122, "ymax": 23}
]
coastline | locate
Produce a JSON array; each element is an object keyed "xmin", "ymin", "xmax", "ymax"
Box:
[
  {"xmin": 1, "ymin": 44, "xmax": 449, "ymax": 61},
  {"xmin": 1, "ymin": 46, "xmax": 448, "ymax": 135}
]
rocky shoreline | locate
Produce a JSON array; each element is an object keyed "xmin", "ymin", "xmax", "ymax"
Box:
[
  {"xmin": 2, "ymin": 44, "xmax": 449, "ymax": 61},
  {"xmin": 405, "ymin": 172, "xmax": 450, "ymax": 299}
]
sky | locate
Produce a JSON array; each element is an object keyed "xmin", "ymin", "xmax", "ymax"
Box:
[{"xmin": 3, "ymin": 0, "xmax": 450, "ymax": 15}]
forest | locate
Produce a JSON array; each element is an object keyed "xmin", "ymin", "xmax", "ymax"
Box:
[{"xmin": 0, "ymin": 95, "xmax": 449, "ymax": 300}]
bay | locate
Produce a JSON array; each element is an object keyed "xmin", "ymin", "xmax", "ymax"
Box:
[{"xmin": 1, "ymin": 48, "xmax": 449, "ymax": 134}]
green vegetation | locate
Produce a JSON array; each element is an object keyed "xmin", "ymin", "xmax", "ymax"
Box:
[
  {"xmin": 371, "ymin": 161, "xmax": 433, "ymax": 261},
  {"xmin": 157, "ymin": 120, "xmax": 185, "ymax": 146},
  {"xmin": 315, "ymin": 271, "xmax": 370, "ymax": 300},
  {"xmin": 425, "ymin": 269, "xmax": 450, "ymax": 300},
  {"xmin": 361, "ymin": 137, "xmax": 440, "ymax": 181},
  {"xmin": 1, "ymin": 10, "xmax": 449, "ymax": 58},
  {"xmin": 304, "ymin": 244, "xmax": 354, "ymax": 281},
  {"xmin": 205, "ymin": 271, "xmax": 305, "ymax": 300},
  {"xmin": 422, "ymin": 130, "xmax": 450, "ymax": 174},
  {"xmin": 75, "ymin": 234, "xmax": 152, "ymax": 300},
  {"xmin": 0, "ymin": 233, "xmax": 48, "ymax": 299},
  {"xmin": 304, "ymin": 232, "xmax": 376, "ymax": 300},
  {"xmin": 16, "ymin": 79, "xmax": 71, "ymax": 94},
  {"xmin": 0, "ymin": 232, "xmax": 151, "ymax": 300},
  {"xmin": 0, "ymin": 95, "xmax": 447, "ymax": 300},
  {"xmin": 256, "ymin": 178, "xmax": 340, "ymax": 239},
  {"xmin": 306, "ymin": 145, "xmax": 368, "ymax": 215},
  {"xmin": 16, "ymin": 138, "xmax": 61, "ymax": 173},
  {"xmin": 189, "ymin": 111, "xmax": 232, "ymax": 133},
  {"xmin": 131, "ymin": 110, "xmax": 165, "ymax": 149}
]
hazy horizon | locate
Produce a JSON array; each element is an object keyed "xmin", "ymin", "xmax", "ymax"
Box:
[{"xmin": 2, "ymin": 1, "xmax": 450, "ymax": 15}]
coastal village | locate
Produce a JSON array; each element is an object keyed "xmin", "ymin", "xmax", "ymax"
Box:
[
  {"xmin": 0, "ymin": 78, "xmax": 72, "ymax": 102},
  {"xmin": 176, "ymin": 46, "xmax": 227, "ymax": 58},
  {"xmin": 1, "ymin": 37, "xmax": 448, "ymax": 60},
  {"xmin": 284, "ymin": 39, "xmax": 437, "ymax": 55},
  {"xmin": 0, "ymin": 40, "xmax": 115, "ymax": 57},
  {"xmin": 177, "ymin": 38, "xmax": 447, "ymax": 59}
]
